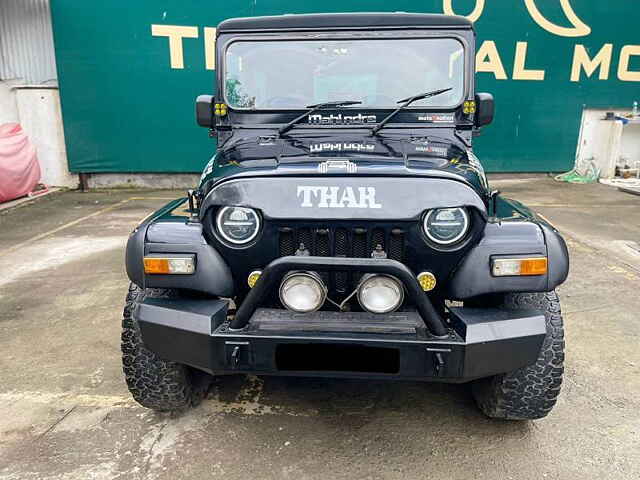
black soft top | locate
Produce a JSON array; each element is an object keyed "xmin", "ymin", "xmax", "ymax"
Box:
[{"xmin": 218, "ymin": 12, "xmax": 473, "ymax": 33}]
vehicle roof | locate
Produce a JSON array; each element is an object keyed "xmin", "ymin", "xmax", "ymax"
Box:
[{"xmin": 218, "ymin": 13, "xmax": 473, "ymax": 33}]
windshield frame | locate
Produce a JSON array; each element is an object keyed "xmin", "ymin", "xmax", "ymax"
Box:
[{"xmin": 220, "ymin": 31, "xmax": 470, "ymax": 112}]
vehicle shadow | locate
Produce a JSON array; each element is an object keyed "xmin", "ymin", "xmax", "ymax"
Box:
[{"xmin": 206, "ymin": 373, "xmax": 532, "ymax": 434}]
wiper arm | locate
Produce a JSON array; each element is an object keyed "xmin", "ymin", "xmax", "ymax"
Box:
[
  {"xmin": 370, "ymin": 88, "xmax": 453, "ymax": 136},
  {"xmin": 278, "ymin": 100, "xmax": 362, "ymax": 136}
]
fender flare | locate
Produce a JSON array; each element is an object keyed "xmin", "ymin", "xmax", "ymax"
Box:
[
  {"xmin": 445, "ymin": 219, "xmax": 569, "ymax": 300},
  {"xmin": 125, "ymin": 199, "xmax": 234, "ymax": 297}
]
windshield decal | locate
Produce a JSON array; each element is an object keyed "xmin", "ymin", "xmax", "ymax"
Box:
[
  {"xmin": 307, "ymin": 113, "xmax": 377, "ymax": 125},
  {"xmin": 417, "ymin": 113, "xmax": 455, "ymax": 123}
]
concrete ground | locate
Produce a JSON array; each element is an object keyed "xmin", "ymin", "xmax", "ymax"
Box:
[{"xmin": 0, "ymin": 177, "xmax": 638, "ymax": 480}]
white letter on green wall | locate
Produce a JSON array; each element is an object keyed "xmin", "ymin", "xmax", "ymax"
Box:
[
  {"xmin": 570, "ymin": 44, "xmax": 613, "ymax": 82},
  {"xmin": 618, "ymin": 45, "xmax": 640, "ymax": 81},
  {"xmin": 204, "ymin": 27, "xmax": 217, "ymax": 71},
  {"xmin": 513, "ymin": 42, "xmax": 545, "ymax": 81},
  {"xmin": 151, "ymin": 25, "xmax": 199, "ymax": 69},
  {"xmin": 475, "ymin": 41, "xmax": 507, "ymax": 80}
]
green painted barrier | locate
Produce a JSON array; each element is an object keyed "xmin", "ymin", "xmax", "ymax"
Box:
[{"xmin": 50, "ymin": 1, "xmax": 640, "ymax": 173}]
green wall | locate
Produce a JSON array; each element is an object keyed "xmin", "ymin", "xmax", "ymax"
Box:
[{"xmin": 50, "ymin": 1, "xmax": 640, "ymax": 173}]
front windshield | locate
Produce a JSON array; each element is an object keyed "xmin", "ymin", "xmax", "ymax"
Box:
[{"xmin": 224, "ymin": 38, "xmax": 464, "ymax": 110}]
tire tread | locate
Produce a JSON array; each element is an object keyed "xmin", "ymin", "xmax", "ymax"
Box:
[
  {"xmin": 471, "ymin": 291, "xmax": 565, "ymax": 420},
  {"xmin": 121, "ymin": 283, "xmax": 207, "ymax": 411}
]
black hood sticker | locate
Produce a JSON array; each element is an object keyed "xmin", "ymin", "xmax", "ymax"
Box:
[{"xmin": 202, "ymin": 177, "xmax": 486, "ymax": 220}]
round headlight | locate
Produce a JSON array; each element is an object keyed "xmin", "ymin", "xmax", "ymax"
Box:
[
  {"xmin": 279, "ymin": 272, "xmax": 327, "ymax": 313},
  {"xmin": 423, "ymin": 208, "xmax": 469, "ymax": 245},
  {"xmin": 216, "ymin": 206, "xmax": 260, "ymax": 244},
  {"xmin": 357, "ymin": 275, "xmax": 404, "ymax": 314}
]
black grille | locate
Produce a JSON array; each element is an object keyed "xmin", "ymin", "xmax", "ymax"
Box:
[
  {"xmin": 352, "ymin": 228, "xmax": 367, "ymax": 258},
  {"xmin": 277, "ymin": 225, "xmax": 406, "ymax": 297},
  {"xmin": 334, "ymin": 228, "xmax": 349, "ymax": 293},
  {"xmin": 278, "ymin": 227, "xmax": 295, "ymax": 256},
  {"xmin": 298, "ymin": 228, "xmax": 313, "ymax": 253},
  {"xmin": 316, "ymin": 229, "xmax": 330, "ymax": 256},
  {"xmin": 389, "ymin": 228, "xmax": 404, "ymax": 262},
  {"xmin": 371, "ymin": 228, "xmax": 385, "ymax": 251}
]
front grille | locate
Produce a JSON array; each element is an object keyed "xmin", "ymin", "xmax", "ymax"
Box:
[{"xmin": 277, "ymin": 225, "xmax": 405, "ymax": 297}]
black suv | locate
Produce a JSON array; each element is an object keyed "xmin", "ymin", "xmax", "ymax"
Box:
[{"xmin": 123, "ymin": 13, "xmax": 569, "ymax": 420}]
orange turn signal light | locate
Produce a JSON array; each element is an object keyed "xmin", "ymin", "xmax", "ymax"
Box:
[
  {"xmin": 144, "ymin": 258, "xmax": 170, "ymax": 274},
  {"xmin": 519, "ymin": 258, "xmax": 548, "ymax": 275},
  {"xmin": 143, "ymin": 256, "xmax": 195, "ymax": 275},
  {"xmin": 492, "ymin": 257, "xmax": 548, "ymax": 277}
]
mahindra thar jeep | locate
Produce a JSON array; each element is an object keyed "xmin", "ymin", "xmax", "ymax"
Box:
[{"xmin": 123, "ymin": 13, "xmax": 569, "ymax": 420}]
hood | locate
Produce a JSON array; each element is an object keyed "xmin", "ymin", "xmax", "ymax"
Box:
[{"xmin": 198, "ymin": 132, "xmax": 488, "ymax": 196}]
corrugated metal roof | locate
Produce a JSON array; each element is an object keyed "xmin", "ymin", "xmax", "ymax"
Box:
[{"xmin": 0, "ymin": 0, "xmax": 58, "ymax": 84}]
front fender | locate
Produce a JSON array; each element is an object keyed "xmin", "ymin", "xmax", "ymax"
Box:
[
  {"xmin": 445, "ymin": 219, "xmax": 569, "ymax": 300},
  {"xmin": 125, "ymin": 199, "xmax": 234, "ymax": 297}
]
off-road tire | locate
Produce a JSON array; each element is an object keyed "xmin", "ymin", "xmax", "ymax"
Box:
[
  {"xmin": 471, "ymin": 291, "xmax": 565, "ymax": 420},
  {"xmin": 121, "ymin": 283, "xmax": 210, "ymax": 411}
]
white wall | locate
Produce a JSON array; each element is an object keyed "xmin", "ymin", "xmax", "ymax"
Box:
[
  {"xmin": 1, "ymin": 0, "xmax": 77, "ymax": 188},
  {"xmin": 620, "ymin": 123, "xmax": 640, "ymax": 170},
  {"xmin": 575, "ymin": 108, "xmax": 640, "ymax": 179},
  {"xmin": 15, "ymin": 87, "xmax": 77, "ymax": 187},
  {"xmin": 0, "ymin": 80, "xmax": 20, "ymax": 124}
]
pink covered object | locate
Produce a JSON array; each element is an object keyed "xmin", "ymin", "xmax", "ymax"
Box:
[{"xmin": 0, "ymin": 123, "xmax": 41, "ymax": 202}]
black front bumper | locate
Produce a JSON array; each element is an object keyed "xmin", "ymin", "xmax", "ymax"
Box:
[
  {"xmin": 232, "ymin": 256, "xmax": 450, "ymax": 336},
  {"xmin": 135, "ymin": 297, "xmax": 546, "ymax": 383}
]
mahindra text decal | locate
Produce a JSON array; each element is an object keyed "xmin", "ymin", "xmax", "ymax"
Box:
[
  {"xmin": 297, "ymin": 186, "xmax": 382, "ymax": 209},
  {"xmin": 307, "ymin": 113, "xmax": 377, "ymax": 125},
  {"xmin": 310, "ymin": 142, "xmax": 375, "ymax": 153}
]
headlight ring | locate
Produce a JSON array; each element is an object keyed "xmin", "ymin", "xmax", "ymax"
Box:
[
  {"xmin": 423, "ymin": 207, "xmax": 470, "ymax": 245},
  {"xmin": 215, "ymin": 206, "xmax": 261, "ymax": 245}
]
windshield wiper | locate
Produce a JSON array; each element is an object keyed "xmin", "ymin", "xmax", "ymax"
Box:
[
  {"xmin": 278, "ymin": 100, "xmax": 362, "ymax": 136},
  {"xmin": 370, "ymin": 88, "xmax": 453, "ymax": 136}
]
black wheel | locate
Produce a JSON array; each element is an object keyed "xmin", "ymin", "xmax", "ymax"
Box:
[
  {"xmin": 121, "ymin": 283, "xmax": 210, "ymax": 411},
  {"xmin": 470, "ymin": 291, "xmax": 565, "ymax": 420}
]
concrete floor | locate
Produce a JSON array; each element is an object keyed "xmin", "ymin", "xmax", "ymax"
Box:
[{"xmin": 0, "ymin": 177, "xmax": 638, "ymax": 480}]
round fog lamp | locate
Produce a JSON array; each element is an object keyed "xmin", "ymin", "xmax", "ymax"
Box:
[
  {"xmin": 247, "ymin": 270, "xmax": 262, "ymax": 288},
  {"xmin": 279, "ymin": 272, "xmax": 327, "ymax": 313},
  {"xmin": 417, "ymin": 271, "xmax": 437, "ymax": 292},
  {"xmin": 357, "ymin": 275, "xmax": 404, "ymax": 314}
]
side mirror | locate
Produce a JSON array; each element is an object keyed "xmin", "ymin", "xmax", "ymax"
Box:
[
  {"xmin": 474, "ymin": 93, "xmax": 494, "ymax": 127},
  {"xmin": 196, "ymin": 95, "xmax": 214, "ymax": 128}
]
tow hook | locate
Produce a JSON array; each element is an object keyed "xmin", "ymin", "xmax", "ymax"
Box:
[
  {"xmin": 434, "ymin": 352, "xmax": 445, "ymax": 374},
  {"xmin": 225, "ymin": 341, "xmax": 250, "ymax": 369},
  {"xmin": 231, "ymin": 346, "xmax": 241, "ymax": 367},
  {"xmin": 427, "ymin": 347, "xmax": 449, "ymax": 376}
]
